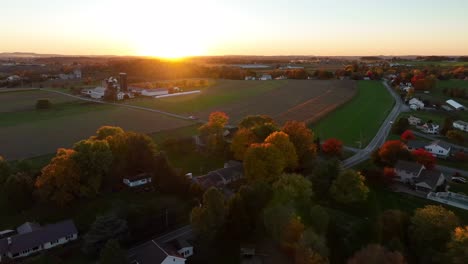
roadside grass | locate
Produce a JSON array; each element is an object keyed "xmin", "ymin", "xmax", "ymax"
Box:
[
  {"xmin": 312, "ymin": 81, "xmax": 394, "ymax": 148},
  {"xmin": 126, "ymin": 80, "xmax": 284, "ymax": 114}
]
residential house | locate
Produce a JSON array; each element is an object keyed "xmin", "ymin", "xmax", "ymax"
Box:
[
  {"xmin": 394, "ymin": 160, "xmax": 426, "ymax": 183},
  {"xmin": 425, "ymin": 140, "xmax": 451, "ymax": 158},
  {"xmin": 128, "ymin": 240, "xmax": 186, "ymax": 264},
  {"xmin": 244, "ymin": 76, "xmax": 256, "ymax": 80},
  {"xmin": 394, "ymin": 160, "xmax": 446, "ymax": 192},
  {"xmin": 421, "ymin": 122, "xmax": 439, "ymax": 134},
  {"xmin": 409, "ymin": 98, "xmax": 424, "ymax": 110},
  {"xmin": 192, "ymin": 161, "xmax": 243, "ymax": 190},
  {"xmin": 446, "ymin": 99, "xmax": 465, "ymax": 110},
  {"xmin": 406, "ymin": 140, "xmax": 427, "ymax": 151},
  {"xmin": 407, "ymin": 115, "xmax": 422, "ymax": 126},
  {"xmin": 123, "ymin": 173, "xmax": 153, "ymax": 188},
  {"xmin": 453, "ymin": 120, "xmax": 468, "ymax": 132},
  {"xmin": 6, "ymin": 75, "xmax": 20, "ymax": 82},
  {"xmin": 260, "ymin": 74, "xmax": 272, "ymax": 81},
  {"xmin": 0, "ymin": 220, "xmax": 78, "ymax": 262}
]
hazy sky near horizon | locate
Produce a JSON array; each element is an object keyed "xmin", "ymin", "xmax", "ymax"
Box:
[{"xmin": 2, "ymin": 0, "xmax": 468, "ymax": 57}]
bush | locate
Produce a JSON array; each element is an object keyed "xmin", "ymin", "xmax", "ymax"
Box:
[{"xmin": 36, "ymin": 99, "xmax": 52, "ymax": 110}]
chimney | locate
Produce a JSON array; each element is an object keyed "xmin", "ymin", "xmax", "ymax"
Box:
[{"xmin": 7, "ymin": 237, "xmax": 12, "ymax": 245}]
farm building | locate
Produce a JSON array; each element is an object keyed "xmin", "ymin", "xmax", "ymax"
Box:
[
  {"xmin": 453, "ymin": 120, "xmax": 468, "ymax": 132},
  {"xmin": 446, "ymin": 99, "xmax": 465, "ymax": 110},
  {"xmin": 260, "ymin": 74, "xmax": 272, "ymax": 80},
  {"xmin": 81, "ymin": 87, "xmax": 106, "ymax": 99},
  {"xmin": 0, "ymin": 220, "xmax": 78, "ymax": 262},
  {"xmin": 407, "ymin": 115, "xmax": 422, "ymax": 125},
  {"xmin": 123, "ymin": 173, "xmax": 153, "ymax": 188},
  {"xmin": 409, "ymin": 98, "xmax": 424, "ymax": 110},
  {"xmin": 244, "ymin": 76, "xmax": 256, "ymax": 80},
  {"xmin": 141, "ymin": 88, "xmax": 169, "ymax": 97}
]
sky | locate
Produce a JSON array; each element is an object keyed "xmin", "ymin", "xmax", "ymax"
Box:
[{"xmin": 1, "ymin": 0, "xmax": 468, "ymax": 58}]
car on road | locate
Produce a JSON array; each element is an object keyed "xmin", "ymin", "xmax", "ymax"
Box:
[
  {"xmin": 452, "ymin": 177, "xmax": 467, "ymax": 184},
  {"xmin": 188, "ymin": 115, "xmax": 199, "ymax": 120}
]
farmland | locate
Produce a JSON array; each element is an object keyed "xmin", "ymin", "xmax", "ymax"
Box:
[
  {"xmin": 0, "ymin": 90, "xmax": 192, "ymax": 160},
  {"xmin": 312, "ymin": 81, "xmax": 394, "ymax": 147}
]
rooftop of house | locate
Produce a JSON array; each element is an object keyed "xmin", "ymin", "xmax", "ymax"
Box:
[
  {"xmin": 124, "ymin": 173, "xmax": 153, "ymax": 182},
  {"xmin": 406, "ymin": 140, "xmax": 427, "ymax": 149},
  {"xmin": 395, "ymin": 160, "xmax": 424, "ymax": 174},
  {"xmin": 128, "ymin": 240, "xmax": 184, "ymax": 264},
  {"xmin": 454, "ymin": 120, "xmax": 468, "ymax": 126},
  {"xmin": 0, "ymin": 220, "xmax": 77, "ymax": 255},
  {"xmin": 193, "ymin": 161, "xmax": 243, "ymax": 189},
  {"xmin": 446, "ymin": 99, "xmax": 465, "ymax": 109},
  {"xmin": 416, "ymin": 170, "xmax": 444, "ymax": 189},
  {"xmin": 428, "ymin": 140, "xmax": 451, "ymax": 150}
]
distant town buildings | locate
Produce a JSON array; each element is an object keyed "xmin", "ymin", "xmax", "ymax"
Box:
[{"xmin": 59, "ymin": 69, "xmax": 82, "ymax": 80}]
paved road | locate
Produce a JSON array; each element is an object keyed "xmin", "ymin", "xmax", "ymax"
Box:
[
  {"xmin": 154, "ymin": 225, "xmax": 193, "ymax": 243},
  {"xmin": 412, "ymin": 130, "xmax": 468, "ymax": 152},
  {"xmin": 40, "ymin": 89, "xmax": 195, "ymax": 121},
  {"xmin": 342, "ymin": 80, "xmax": 407, "ymax": 168}
]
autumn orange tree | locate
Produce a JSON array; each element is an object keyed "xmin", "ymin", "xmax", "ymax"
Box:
[
  {"xmin": 265, "ymin": 131, "xmax": 298, "ymax": 169},
  {"xmin": 400, "ymin": 130, "xmax": 415, "ymax": 142},
  {"xmin": 282, "ymin": 121, "xmax": 317, "ymax": 163},
  {"xmin": 348, "ymin": 244, "xmax": 406, "ymax": 264},
  {"xmin": 230, "ymin": 128, "xmax": 257, "ymax": 160},
  {"xmin": 199, "ymin": 111, "xmax": 229, "ymax": 153},
  {"xmin": 411, "ymin": 149, "xmax": 436, "ymax": 169},
  {"xmin": 448, "ymin": 226, "xmax": 468, "ymax": 264},
  {"xmin": 244, "ymin": 143, "xmax": 286, "ymax": 182},
  {"xmin": 377, "ymin": 140, "xmax": 411, "ymax": 166},
  {"xmin": 321, "ymin": 138, "xmax": 343, "ymax": 157}
]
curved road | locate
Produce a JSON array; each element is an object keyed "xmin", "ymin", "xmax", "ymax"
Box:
[{"xmin": 342, "ymin": 80, "xmax": 408, "ymax": 168}]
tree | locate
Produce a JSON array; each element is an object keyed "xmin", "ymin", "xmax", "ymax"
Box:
[
  {"xmin": 440, "ymin": 117, "xmax": 454, "ymax": 136},
  {"xmin": 347, "ymin": 244, "xmax": 406, "ymax": 264},
  {"xmin": 2, "ymin": 173, "xmax": 34, "ymax": 212},
  {"xmin": 447, "ymin": 130, "xmax": 465, "ymax": 144},
  {"xmin": 300, "ymin": 228, "xmax": 329, "ymax": 258},
  {"xmin": 199, "ymin": 112, "xmax": 229, "ymax": 153},
  {"xmin": 224, "ymin": 193, "xmax": 250, "ymax": 240},
  {"xmin": 230, "ymin": 128, "xmax": 258, "ymax": 160},
  {"xmin": 82, "ymin": 214, "xmax": 128, "ymax": 256},
  {"xmin": 263, "ymin": 204, "xmax": 295, "ymax": 241},
  {"xmin": 309, "ymin": 205, "xmax": 329, "ymax": 235},
  {"xmin": 252, "ymin": 122, "xmax": 280, "ymax": 141},
  {"xmin": 239, "ymin": 115, "xmax": 274, "ymax": 129},
  {"xmin": 400, "ymin": 130, "xmax": 415, "ymax": 142},
  {"xmin": 35, "ymin": 98, "xmax": 52, "ymax": 110},
  {"xmin": 282, "ymin": 121, "xmax": 317, "ymax": 162},
  {"xmin": 244, "ymin": 143, "xmax": 286, "ymax": 182},
  {"xmin": 382, "ymin": 167, "xmax": 397, "ymax": 185},
  {"xmin": 378, "ymin": 140, "xmax": 411, "ymax": 166},
  {"xmin": 94, "ymin": 126, "xmax": 125, "ymax": 140},
  {"xmin": 281, "ymin": 216, "xmax": 305, "ymax": 257},
  {"xmin": 99, "ymin": 239, "xmax": 128, "ymax": 264},
  {"xmin": 272, "ymin": 174, "xmax": 313, "ymax": 209},
  {"xmin": 376, "ymin": 210, "xmax": 409, "ymax": 250},
  {"xmin": 35, "ymin": 148, "xmax": 81, "ymax": 206},
  {"xmin": 310, "ymin": 159, "xmax": 341, "ymax": 198},
  {"xmin": 321, "ymin": 138, "xmax": 343, "ymax": 157},
  {"xmin": 411, "ymin": 149, "xmax": 436, "ymax": 169},
  {"xmin": 294, "ymin": 247, "xmax": 329, "ymax": 264},
  {"xmin": 265, "ymin": 131, "xmax": 298, "ymax": 169},
  {"xmin": 391, "ymin": 118, "xmax": 410, "ymax": 135},
  {"xmin": 410, "ymin": 205, "xmax": 459, "ymax": 257},
  {"xmin": 190, "ymin": 187, "xmax": 226, "ymax": 242},
  {"xmin": 330, "ymin": 170, "xmax": 369, "ymax": 204},
  {"xmin": 447, "ymin": 226, "xmax": 468, "ymax": 264},
  {"xmin": 0, "ymin": 156, "xmax": 11, "ymax": 184}
]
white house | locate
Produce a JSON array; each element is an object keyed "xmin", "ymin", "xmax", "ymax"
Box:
[
  {"xmin": 409, "ymin": 98, "xmax": 424, "ymax": 110},
  {"xmin": 421, "ymin": 123, "xmax": 439, "ymax": 134},
  {"xmin": 446, "ymin": 99, "xmax": 465, "ymax": 110},
  {"xmin": 425, "ymin": 141, "xmax": 451, "ymax": 158},
  {"xmin": 141, "ymin": 89, "xmax": 168, "ymax": 97},
  {"xmin": 0, "ymin": 220, "xmax": 78, "ymax": 262},
  {"xmin": 260, "ymin": 74, "xmax": 272, "ymax": 80},
  {"xmin": 407, "ymin": 115, "xmax": 422, "ymax": 126},
  {"xmin": 394, "ymin": 160, "xmax": 446, "ymax": 192},
  {"xmin": 453, "ymin": 120, "xmax": 468, "ymax": 132},
  {"xmin": 123, "ymin": 173, "xmax": 152, "ymax": 188},
  {"xmin": 394, "ymin": 160, "xmax": 425, "ymax": 183},
  {"xmin": 6, "ymin": 75, "xmax": 20, "ymax": 82},
  {"xmin": 244, "ymin": 76, "xmax": 256, "ymax": 80},
  {"xmin": 128, "ymin": 239, "xmax": 188, "ymax": 264}
]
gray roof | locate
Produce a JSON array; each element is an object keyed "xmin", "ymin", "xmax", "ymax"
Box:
[
  {"xmin": 406, "ymin": 140, "xmax": 427, "ymax": 149},
  {"xmin": 454, "ymin": 120, "xmax": 468, "ymax": 126},
  {"xmin": 430, "ymin": 140, "xmax": 451, "ymax": 151},
  {"xmin": 0, "ymin": 220, "xmax": 77, "ymax": 255},
  {"xmin": 194, "ymin": 162, "xmax": 243, "ymax": 189},
  {"xmin": 128, "ymin": 240, "xmax": 168, "ymax": 264},
  {"xmin": 416, "ymin": 170, "xmax": 444, "ymax": 189},
  {"xmin": 395, "ymin": 160, "xmax": 424, "ymax": 174}
]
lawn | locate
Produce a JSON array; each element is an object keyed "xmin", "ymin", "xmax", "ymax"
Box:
[{"xmin": 311, "ymin": 81, "xmax": 394, "ymax": 148}]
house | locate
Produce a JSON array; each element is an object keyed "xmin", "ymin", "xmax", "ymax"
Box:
[
  {"xmin": 394, "ymin": 160, "xmax": 426, "ymax": 183},
  {"xmin": 260, "ymin": 74, "xmax": 272, "ymax": 81},
  {"xmin": 0, "ymin": 220, "xmax": 78, "ymax": 262},
  {"xmin": 408, "ymin": 98, "xmax": 424, "ymax": 110},
  {"xmin": 421, "ymin": 122, "xmax": 439, "ymax": 134},
  {"xmin": 192, "ymin": 161, "xmax": 243, "ymax": 190},
  {"xmin": 244, "ymin": 76, "xmax": 256, "ymax": 81},
  {"xmin": 453, "ymin": 120, "xmax": 468, "ymax": 132},
  {"xmin": 407, "ymin": 115, "xmax": 422, "ymax": 126},
  {"xmin": 127, "ymin": 240, "xmax": 186, "ymax": 264},
  {"xmin": 58, "ymin": 69, "xmax": 81, "ymax": 80},
  {"xmin": 123, "ymin": 173, "xmax": 153, "ymax": 188},
  {"xmin": 6, "ymin": 75, "xmax": 20, "ymax": 82},
  {"xmin": 414, "ymin": 170, "xmax": 446, "ymax": 192},
  {"xmin": 141, "ymin": 89, "xmax": 169, "ymax": 97},
  {"xmin": 81, "ymin": 87, "xmax": 106, "ymax": 99},
  {"xmin": 441, "ymin": 105, "xmax": 454, "ymax": 112},
  {"xmin": 446, "ymin": 99, "xmax": 465, "ymax": 110},
  {"xmin": 425, "ymin": 140, "xmax": 451, "ymax": 158},
  {"xmin": 406, "ymin": 140, "xmax": 427, "ymax": 151}
]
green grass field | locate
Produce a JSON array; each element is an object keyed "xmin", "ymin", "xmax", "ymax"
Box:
[
  {"xmin": 312, "ymin": 81, "xmax": 394, "ymax": 147},
  {"xmin": 126, "ymin": 80, "xmax": 284, "ymax": 114}
]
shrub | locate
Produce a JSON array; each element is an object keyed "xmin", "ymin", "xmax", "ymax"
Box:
[{"xmin": 36, "ymin": 98, "xmax": 52, "ymax": 110}]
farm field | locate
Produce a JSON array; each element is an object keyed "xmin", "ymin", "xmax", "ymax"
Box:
[
  {"xmin": 396, "ymin": 60, "xmax": 468, "ymax": 67},
  {"xmin": 0, "ymin": 90, "xmax": 193, "ymax": 160},
  {"xmin": 312, "ymin": 81, "xmax": 394, "ymax": 148}
]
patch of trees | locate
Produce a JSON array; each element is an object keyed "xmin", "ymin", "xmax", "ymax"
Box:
[{"xmin": 443, "ymin": 87, "xmax": 467, "ymax": 99}]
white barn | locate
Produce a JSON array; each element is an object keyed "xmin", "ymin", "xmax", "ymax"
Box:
[
  {"xmin": 123, "ymin": 173, "xmax": 153, "ymax": 188},
  {"xmin": 453, "ymin": 120, "xmax": 468, "ymax": 132},
  {"xmin": 446, "ymin": 99, "xmax": 465, "ymax": 110}
]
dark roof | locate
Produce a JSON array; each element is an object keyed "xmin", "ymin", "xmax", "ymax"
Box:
[
  {"xmin": 194, "ymin": 162, "xmax": 243, "ymax": 189},
  {"xmin": 395, "ymin": 160, "xmax": 424, "ymax": 174},
  {"xmin": 124, "ymin": 173, "xmax": 152, "ymax": 182},
  {"xmin": 0, "ymin": 220, "xmax": 77, "ymax": 255},
  {"xmin": 416, "ymin": 170, "xmax": 444, "ymax": 189},
  {"xmin": 0, "ymin": 239, "xmax": 7, "ymax": 255},
  {"xmin": 128, "ymin": 240, "xmax": 184, "ymax": 264},
  {"xmin": 406, "ymin": 140, "xmax": 427, "ymax": 149}
]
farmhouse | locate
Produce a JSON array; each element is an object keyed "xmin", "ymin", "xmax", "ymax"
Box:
[
  {"xmin": 192, "ymin": 161, "xmax": 243, "ymax": 190},
  {"xmin": 446, "ymin": 99, "xmax": 465, "ymax": 110},
  {"xmin": 394, "ymin": 160, "xmax": 446, "ymax": 192},
  {"xmin": 453, "ymin": 120, "xmax": 468, "ymax": 132},
  {"xmin": 260, "ymin": 74, "xmax": 272, "ymax": 81},
  {"xmin": 407, "ymin": 115, "xmax": 422, "ymax": 126},
  {"xmin": 127, "ymin": 240, "xmax": 187, "ymax": 264},
  {"xmin": 408, "ymin": 98, "xmax": 424, "ymax": 110},
  {"xmin": 421, "ymin": 122, "xmax": 439, "ymax": 134},
  {"xmin": 0, "ymin": 220, "xmax": 78, "ymax": 262},
  {"xmin": 123, "ymin": 173, "xmax": 153, "ymax": 188},
  {"xmin": 425, "ymin": 140, "xmax": 451, "ymax": 158}
]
